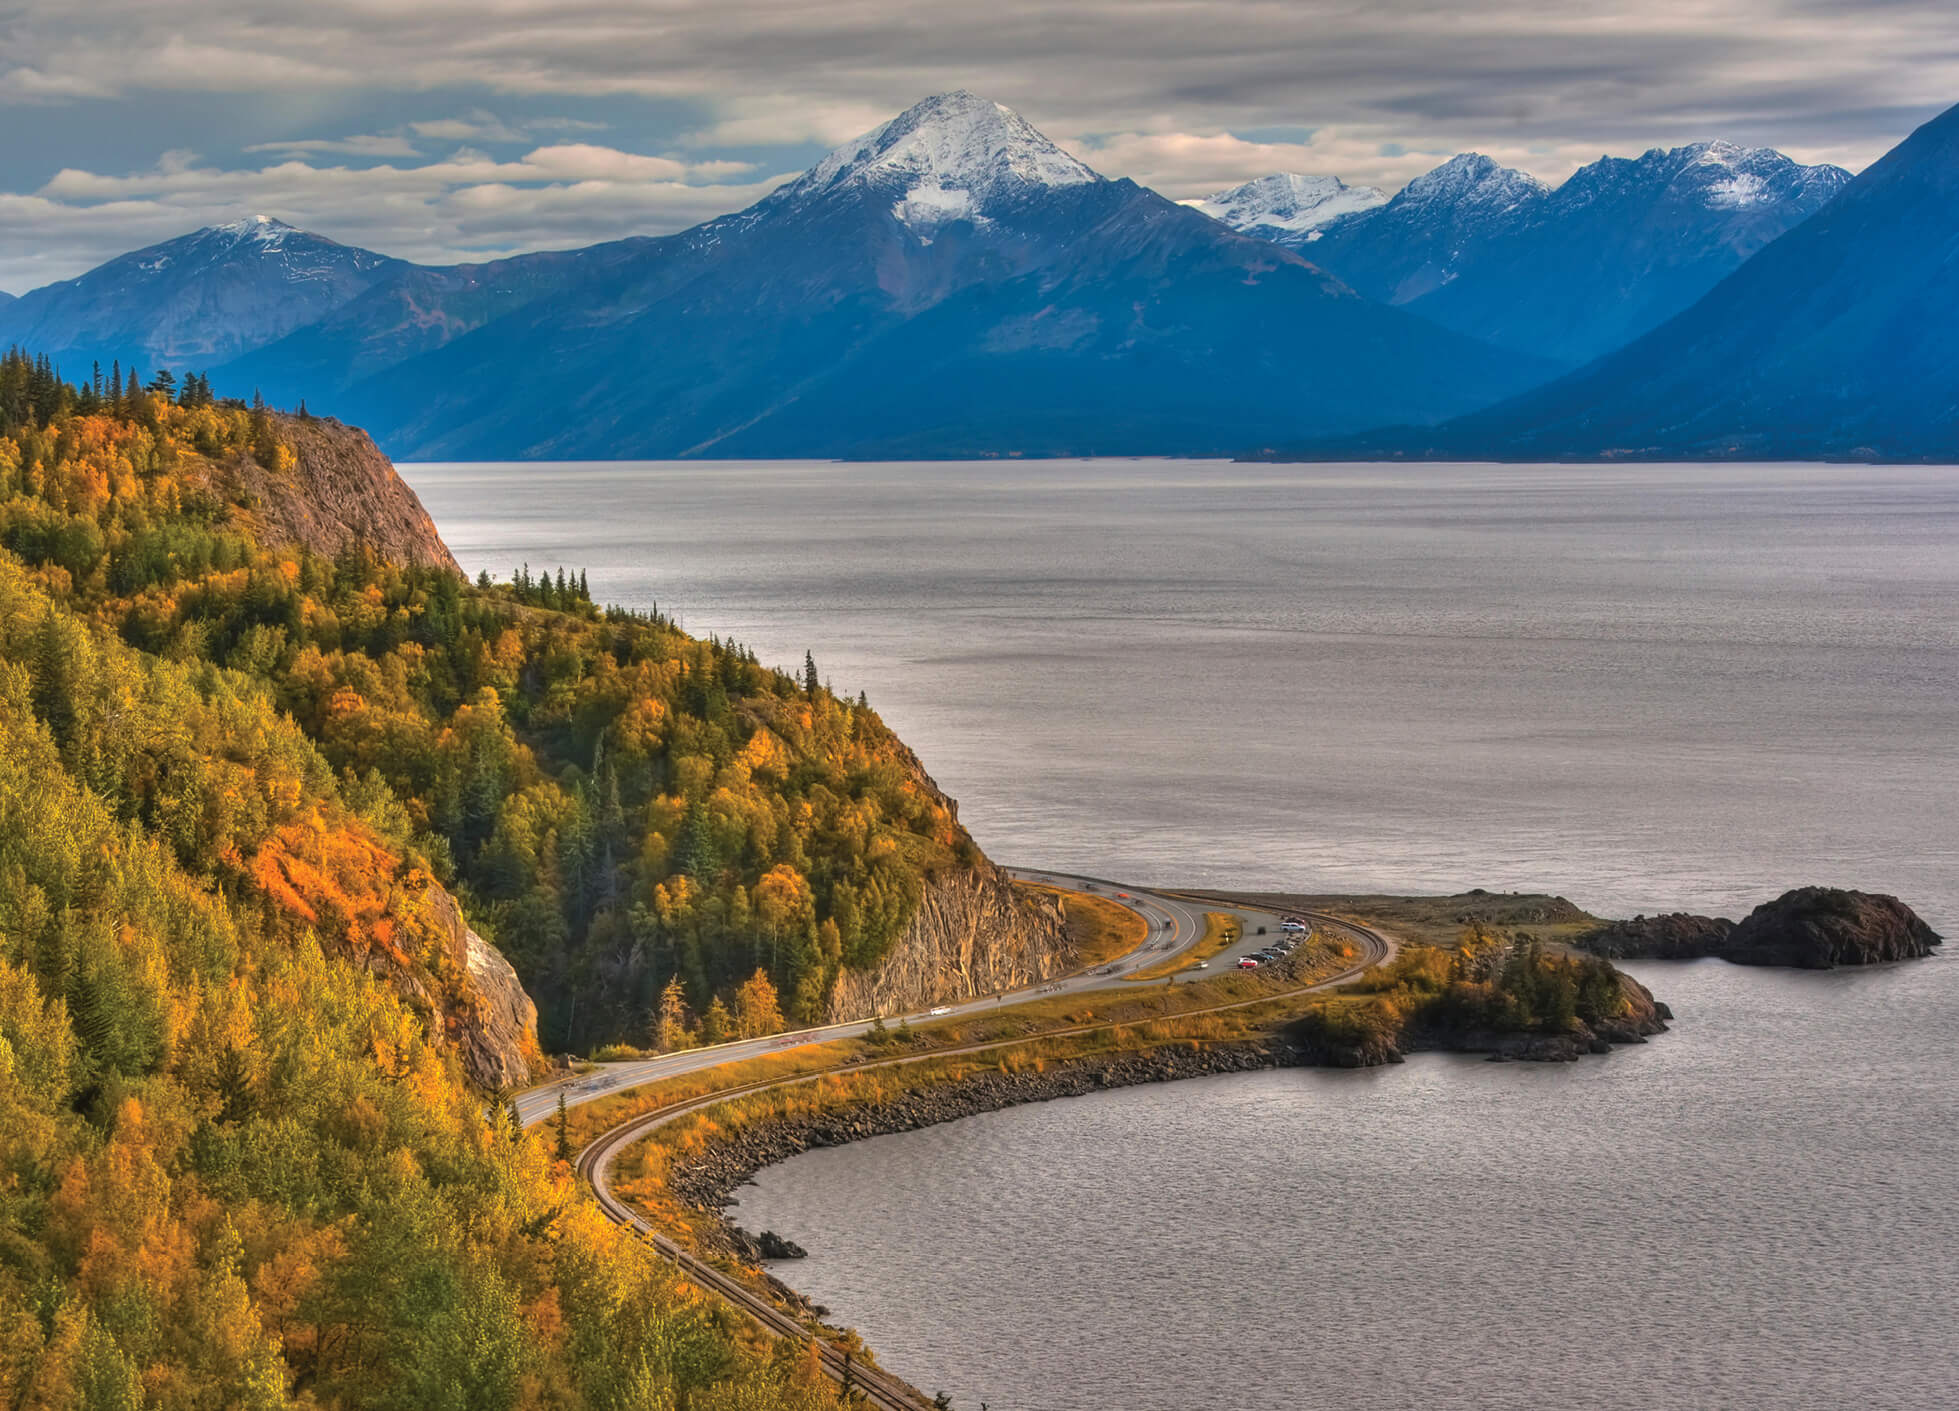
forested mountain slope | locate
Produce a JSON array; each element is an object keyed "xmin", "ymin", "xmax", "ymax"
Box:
[{"xmin": 0, "ymin": 349, "xmax": 1052, "ymax": 1406}]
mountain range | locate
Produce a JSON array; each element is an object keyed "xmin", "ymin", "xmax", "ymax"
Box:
[
  {"xmin": 1295, "ymin": 101, "xmax": 1959, "ymax": 461},
  {"xmin": 3, "ymin": 91, "xmax": 1955, "ymax": 461},
  {"xmin": 0, "ymin": 93, "xmax": 1549, "ymax": 459},
  {"xmin": 0, "ymin": 217, "xmax": 407, "ymax": 373},
  {"xmin": 1200, "ymin": 143, "xmax": 1851, "ymax": 366}
]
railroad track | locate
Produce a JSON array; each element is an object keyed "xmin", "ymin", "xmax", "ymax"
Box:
[{"xmin": 569, "ymin": 907, "xmax": 1392, "ymax": 1408}]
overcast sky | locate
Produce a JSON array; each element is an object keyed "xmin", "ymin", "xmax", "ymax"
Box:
[{"xmin": 3, "ymin": 0, "xmax": 1955, "ymax": 291}]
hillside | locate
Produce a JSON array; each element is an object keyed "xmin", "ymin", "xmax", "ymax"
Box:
[{"xmin": 0, "ymin": 350, "xmax": 1068, "ymax": 1404}]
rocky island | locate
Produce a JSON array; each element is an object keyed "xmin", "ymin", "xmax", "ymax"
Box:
[{"xmin": 1582, "ymin": 886, "xmax": 1943, "ymax": 968}]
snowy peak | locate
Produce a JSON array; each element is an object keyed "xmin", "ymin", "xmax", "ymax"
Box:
[
  {"xmin": 783, "ymin": 91, "xmax": 1100, "ymax": 232},
  {"xmin": 1394, "ymin": 154, "xmax": 1548, "ymax": 216},
  {"xmin": 1188, "ymin": 173, "xmax": 1388, "ymax": 238},
  {"xmin": 1558, "ymin": 142, "xmax": 1851, "ymax": 212}
]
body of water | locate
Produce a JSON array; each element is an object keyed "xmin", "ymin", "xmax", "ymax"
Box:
[
  {"xmin": 406, "ymin": 459, "xmax": 1958, "ymax": 929},
  {"xmin": 402, "ymin": 459, "xmax": 1958, "ymax": 1408},
  {"xmin": 733, "ymin": 959, "xmax": 1957, "ymax": 1411}
]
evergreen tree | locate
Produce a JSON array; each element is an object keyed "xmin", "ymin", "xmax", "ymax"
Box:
[{"xmin": 803, "ymin": 650, "xmax": 819, "ymax": 698}]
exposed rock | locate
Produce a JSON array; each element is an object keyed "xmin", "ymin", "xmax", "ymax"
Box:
[
  {"xmin": 755, "ymin": 1231, "xmax": 807, "ymax": 1260},
  {"xmin": 194, "ymin": 413, "xmax": 459, "ymax": 572},
  {"xmin": 1726, "ymin": 887, "xmax": 1942, "ymax": 968},
  {"xmin": 1578, "ymin": 888, "xmax": 1941, "ymax": 969},
  {"xmin": 1583, "ymin": 912, "xmax": 1736, "ymax": 960},
  {"xmin": 392, "ymin": 877, "xmax": 541, "ymax": 1091},
  {"xmin": 825, "ymin": 862, "xmax": 1071, "ymax": 1020},
  {"xmin": 667, "ymin": 1042, "xmax": 1288, "ymax": 1215}
]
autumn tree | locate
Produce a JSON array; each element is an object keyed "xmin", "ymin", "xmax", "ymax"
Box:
[
  {"xmin": 653, "ymin": 974, "xmax": 693, "ymax": 1051},
  {"xmin": 735, "ymin": 969, "xmax": 785, "ymax": 1038}
]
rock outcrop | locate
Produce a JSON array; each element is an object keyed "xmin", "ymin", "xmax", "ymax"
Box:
[
  {"xmin": 1580, "ymin": 888, "xmax": 1941, "ymax": 969},
  {"xmin": 447, "ymin": 892, "xmax": 545, "ymax": 1090},
  {"xmin": 1725, "ymin": 887, "xmax": 1942, "ymax": 968},
  {"xmin": 825, "ymin": 863, "xmax": 1071, "ymax": 1020},
  {"xmin": 195, "ymin": 413, "xmax": 459, "ymax": 572},
  {"xmin": 1583, "ymin": 912, "xmax": 1736, "ymax": 960}
]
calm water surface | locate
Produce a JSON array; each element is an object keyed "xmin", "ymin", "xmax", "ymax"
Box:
[
  {"xmin": 735, "ymin": 960, "xmax": 1959, "ymax": 1411},
  {"xmin": 401, "ymin": 460, "xmax": 1958, "ymax": 1408},
  {"xmin": 406, "ymin": 459, "xmax": 1958, "ymax": 929}
]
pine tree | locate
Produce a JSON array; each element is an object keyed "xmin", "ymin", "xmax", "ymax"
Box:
[
  {"xmin": 553, "ymin": 1092, "xmax": 572, "ymax": 1163},
  {"xmin": 803, "ymin": 650, "xmax": 819, "ymax": 698}
]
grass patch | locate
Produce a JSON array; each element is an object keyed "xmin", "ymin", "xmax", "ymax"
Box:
[
  {"xmin": 1182, "ymin": 888, "xmax": 1606, "ymax": 952},
  {"xmin": 1124, "ymin": 910, "xmax": 1239, "ymax": 980},
  {"xmin": 1020, "ymin": 882, "xmax": 1149, "ymax": 966}
]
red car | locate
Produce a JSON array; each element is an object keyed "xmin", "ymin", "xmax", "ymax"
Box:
[{"xmin": 1237, "ymin": 957, "xmax": 1260, "ymax": 969}]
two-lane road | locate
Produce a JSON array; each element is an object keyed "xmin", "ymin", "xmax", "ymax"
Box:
[{"xmin": 517, "ymin": 873, "xmax": 1388, "ymax": 1126}]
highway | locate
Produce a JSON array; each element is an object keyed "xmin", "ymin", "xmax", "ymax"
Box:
[
  {"xmin": 524, "ymin": 875, "xmax": 1397, "ymax": 1409},
  {"xmin": 514, "ymin": 872, "xmax": 1359, "ymax": 1127}
]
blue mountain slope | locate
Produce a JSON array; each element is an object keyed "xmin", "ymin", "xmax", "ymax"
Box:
[
  {"xmin": 1276, "ymin": 102, "xmax": 1959, "ymax": 461},
  {"xmin": 1206, "ymin": 144, "xmax": 1849, "ymax": 366},
  {"xmin": 306, "ymin": 92, "xmax": 1555, "ymax": 459},
  {"xmin": 0, "ymin": 217, "xmax": 406, "ymax": 372}
]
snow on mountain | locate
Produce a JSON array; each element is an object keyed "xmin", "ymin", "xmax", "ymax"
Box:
[
  {"xmin": 1187, "ymin": 173, "xmax": 1387, "ymax": 239},
  {"xmin": 776, "ymin": 90, "xmax": 1101, "ymax": 233},
  {"xmin": 1392, "ymin": 153, "xmax": 1550, "ymax": 220},
  {"xmin": 1287, "ymin": 143, "xmax": 1848, "ymax": 365}
]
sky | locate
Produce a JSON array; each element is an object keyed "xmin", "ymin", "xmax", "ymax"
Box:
[{"xmin": 3, "ymin": 0, "xmax": 1956, "ymax": 292}]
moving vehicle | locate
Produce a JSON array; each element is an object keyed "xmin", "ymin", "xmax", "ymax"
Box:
[{"xmin": 928, "ymin": 1005, "xmax": 953, "ymax": 1017}]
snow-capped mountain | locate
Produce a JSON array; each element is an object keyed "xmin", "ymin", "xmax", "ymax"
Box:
[
  {"xmin": 1279, "ymin": 143, "xmax": 1849, "ymax": 365},
  {"xmin": 1306, "ymin": 101, "xmax": 1959, "ymax": 460},
  {"xmin": 771, "ymin": 89, "xmax": 1099, "ymax": 235},
  {"xmin": 219, "ymin": 92, "xmax": 1549, "ymax": 459},
  {"xmin": 0, "ymin": 216, "xmax": 405, "ymax": 372},
  {"xmin": 1186, "ymin": 173, "xmax": 1387, "ymax": 239}
]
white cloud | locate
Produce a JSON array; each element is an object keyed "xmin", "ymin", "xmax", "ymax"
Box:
[{"xmin": 245, "ymin": 135, "xmax": 425, "ymax": 158}]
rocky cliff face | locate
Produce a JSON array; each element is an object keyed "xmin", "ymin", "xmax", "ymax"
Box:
[
  {"xmin": 197, "ymin": 413, "xmax": 459, "ymax": 572},
  {"xmin": 826, "ymin": 864, "xmax": 1071, "ymax": 1020},
  {"xmin": 435, "ymin": 886, "xmax": 545, "ymax": 1090}
]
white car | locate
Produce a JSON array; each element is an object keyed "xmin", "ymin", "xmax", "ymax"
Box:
[{"xmin": 928, "ymin": 1005, "xmax": 953, "ymax": 1017}]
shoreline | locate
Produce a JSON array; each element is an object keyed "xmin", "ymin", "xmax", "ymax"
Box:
[{"xmin": 659, "ymin": 998, "xmax": 1671, "ymax": 1263}]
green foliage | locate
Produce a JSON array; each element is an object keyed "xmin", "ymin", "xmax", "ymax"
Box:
[{"xmin": 0, "ymin": 358, "xmax": 922, "ymax": 1410}]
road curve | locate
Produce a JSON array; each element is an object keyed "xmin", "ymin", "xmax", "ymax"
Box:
[
  {"xmin": 555, "ymin": 886, "xmax": 1395, "ymax": 1408},
  {"xmin": 516, "ymin": 873, "xmax": 1385, "ymax": 1127}
]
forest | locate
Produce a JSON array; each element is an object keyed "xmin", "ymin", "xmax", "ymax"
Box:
[
  {"xmin": 0, "ymin": 348, "xmax": 972, "ymax": 1407},
  {"xmin": 0, "ymin": 349, "xmax": 979, "ymax": 1052}
]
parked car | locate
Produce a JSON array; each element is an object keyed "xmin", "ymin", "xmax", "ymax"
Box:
[{"xmin": 1238, "ymin": 957, "xmax": 1260, "ymax": 969}]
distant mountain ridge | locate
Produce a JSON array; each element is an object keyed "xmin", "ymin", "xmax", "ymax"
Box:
[
  {"xmin": 175, "ymin": 91, "xmax": 1539, "ymax": 459},
  {"xmin": 1203, "ymin": 143, "xmax": 1850, "ymax": 365},
  {"xmin": 1185, "ymin": 173, "xmax": 1387, "ymax": 239},
  {"xmin": 0, "ymin": 216, "xmax": 407, "ymax": 372},
  {"xmin": 1289, "ymin": 100, "xmax": 1959, "ymax": 461}
]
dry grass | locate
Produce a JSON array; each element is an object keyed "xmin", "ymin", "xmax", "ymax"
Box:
[
  {"xmin": 1020, "ymin": 883, "xmax": 1149, "ymax": 967},
  {"xmin": 1181, "ymin": 887, "xmax": 1606, "ymax": 952},
  {"xmin": 1124, "ymin": 910, "xmax": 1238, "ymax": 981}
]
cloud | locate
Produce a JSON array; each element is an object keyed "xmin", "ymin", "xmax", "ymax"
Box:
[
  {"xmin": 3, "ymin": 1, "xmax": 1956, "ymax": 288},
  {"xmin": 245, "ymin": 135, "xmax": 425, "ymax": 159},
  {"xmin": 0, "ymin": 143, "xmax": 787, "ymax": 292}
]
